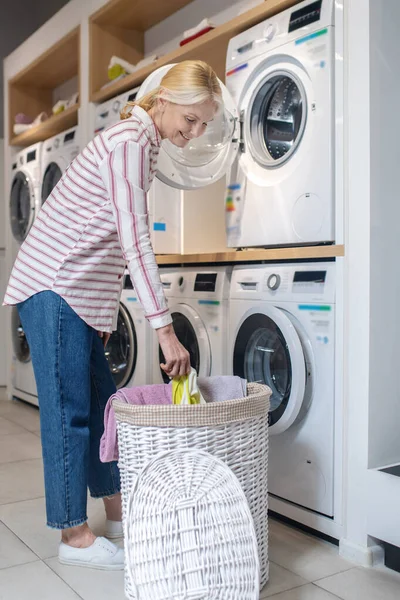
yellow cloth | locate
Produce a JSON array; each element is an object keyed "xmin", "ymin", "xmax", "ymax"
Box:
[
  {"xmin": 172, "ymin": 367, "xmax": 206, "ymax": 405},
  {"xmin": 108, "ymin": 64, "xmax": 126, "ymax": 81}
]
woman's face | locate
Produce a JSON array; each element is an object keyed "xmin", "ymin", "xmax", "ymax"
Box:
[{"xmin": 158, "ymin": 99, "xmax": 217, "ymax": 148}]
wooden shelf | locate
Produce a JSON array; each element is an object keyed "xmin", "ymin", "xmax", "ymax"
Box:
[
  {"xmin": 90, "ymin": 0, "xmax": 303, "ymax": 103},
  {"xmin": 10, "ymin": 104, "xmax": 79, "ymax": 147},
  {"xmin": 90, "ymin": 0, "xmax": 196, "ymax": 100},
  {"xmin": 156, "ymin": 245, "xmax": 345, "ymax": 266},
  {"xmin": 9, "ymin": 27, "xmax": 80, "ymax": 146}
]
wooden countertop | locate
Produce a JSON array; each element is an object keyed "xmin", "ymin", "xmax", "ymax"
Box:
[{"xmin": 156, "ymin": 245, "xmax": 345, "ymax": 265}]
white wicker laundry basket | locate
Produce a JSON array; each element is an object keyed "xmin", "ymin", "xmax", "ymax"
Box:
[
  {"xmin": 125, "ymin": 449, "xmax": 260, "ymax": 599},
  {"xmin": 113, "ymin": 382, "xmax": 271, "ymax": 598}
]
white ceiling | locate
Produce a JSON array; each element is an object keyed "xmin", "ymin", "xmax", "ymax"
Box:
[{"xmin": 0, "ymin": 0, "xmax": 71, "ymax": 138}]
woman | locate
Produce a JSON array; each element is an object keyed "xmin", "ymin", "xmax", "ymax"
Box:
[{"xmin": 3, "ymin": 60, "xmax": 222, "ymax": 569}]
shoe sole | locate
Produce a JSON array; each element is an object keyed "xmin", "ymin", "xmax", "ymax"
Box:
[
  {"xmin": 59, "ymin": 557, "xmax": 124, "ymax": 570},
  {"xmin": 104, "ymin": 532, "xmax": 124, "ymax": 541}
]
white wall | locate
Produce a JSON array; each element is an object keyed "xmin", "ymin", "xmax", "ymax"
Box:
[{"xmin": 341, "ymin": 0, "xmax": 400, "ymax": 562}]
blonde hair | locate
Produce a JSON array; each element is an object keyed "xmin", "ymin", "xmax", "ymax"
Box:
[{"xmin": 120, "ymin": 60, "xmax": 222, "ymax": 119}]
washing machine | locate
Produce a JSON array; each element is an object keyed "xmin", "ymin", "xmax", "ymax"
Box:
[
  {"xmin": 9, "ymin": 143, "xmax": 42, "ymax": 407},
  {"xmin": 41, "ymin": 126, "xmax": 80, "ymax": 204},
  {"xmin": 151, "ymin": 267, "xmax": 232, "ymax": 384},
  {"xmin": 10, "ymin": 142, "xmax": 42, "ymax": 258},
  {"xmin": 224, "ymin": 0, "xmax": 338, "ymax": 248},
  {"xmin": 229, "ymin": 262, "xmax": 335, "ymax": 517},
  {"xmin": 94, "ymin": 86, "xmax": 140, "ymax": 135},
  {"xmin": 105, "ymin": 271, "xmax": 151, "ymax": 388}
]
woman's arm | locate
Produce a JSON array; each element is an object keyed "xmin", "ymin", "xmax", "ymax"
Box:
[{"xmin": 99, "ymin": 140, "xmax": 190, "ymax": 377}]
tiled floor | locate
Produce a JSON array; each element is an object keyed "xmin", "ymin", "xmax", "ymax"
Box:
[{"xmin": 1, "ymin": 389, "xmax": 400, "ymax": 600}]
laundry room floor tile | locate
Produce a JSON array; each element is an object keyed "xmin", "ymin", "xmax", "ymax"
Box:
[
  {"xmin": 315, "ymin": 565, "xmax": 400, "ymax": 600},
  {"xmin": 0, "ymin": 496, "xmax": 59, "ymax": 560},
  {"xmin": 261, "ymin": 562, "xmax": 309, "ymax": 597},
  {"xmin": 0, "ymin": 494, "xmax": 114, "ymax": 560},
  {"xmin": 46, "ymin": 557, "xmax": 126, "ymax": 600},
  {"xmin": 266, "ymin": 583, "xmax": 342, "ymax": 599},
  {"xmin": 269, "ymin": 520, "xmax": 353, "ymax": 581},
  {"xmin": 0, "ymin": 431, "xmax": 42, "ymax": 464},
  {"xmin": 0, "ymin": 560, "xmax": 81, "ymax": 599},
  {"xmin": 0, "ymin": 415, "xmax": 26, "ymax": 436},
  {"xmin": 0, "ymin": 397, "xmax": 40, "ymax": 432},
  {"xmin": 0, "ymin": 458, "xmax": 44, "ymax": 505},
  {"xmin": 0, "ymin": 521, "xmax": 38, "ymax": 569}
]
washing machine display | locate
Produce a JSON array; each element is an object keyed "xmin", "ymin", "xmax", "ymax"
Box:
[
  {"xmin": 229, "ymin": 263, "xmax": 335, "ymax": 516},
  {"xmin": 105, "ymin": 302, "xmax": 137, "ymax": 389}
]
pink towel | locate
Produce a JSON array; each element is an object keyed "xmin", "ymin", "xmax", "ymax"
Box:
[{"xmin": 100, "ymin": 384, "xmax": 171, "ymax": 463}]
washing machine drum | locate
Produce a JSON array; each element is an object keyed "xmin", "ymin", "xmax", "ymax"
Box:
[
  {"xmin": 247, "ymin": 72, "xmax": 306, "ymax": 168},
  {"xmin": 41, "ymin": 162, "xmax": 62, "ymax": 205},
  {"xmin": 10, "ymin": 171, "xmax": 35, "ymax": 242},
  {"xmin": 11, "ymin": 308, "xmax": 30, "ymax": 363},
  {"xmin": 233, "ymin": 309, "xmax": 312, "ymax": 434},
  {"xmin": 105, "ymin": 303, "xmax": 137, "ymax": 389}
]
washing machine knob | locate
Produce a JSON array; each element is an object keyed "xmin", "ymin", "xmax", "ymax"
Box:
[
  {"xmin": 267, "ymin": 274, "xmax": 281, "ymax": 291},
  {"xmin": 263, "ymin": 23, "xmax": 277, "ymax": 42},
  {"xmin": 178, "ymin": 276, "xmax": 185, "ymax": 288}
]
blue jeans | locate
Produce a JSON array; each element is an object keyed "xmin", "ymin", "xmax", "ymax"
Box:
[{"xmin": 18, "ymin": 291, "xmax": 120, "ymax": 529}]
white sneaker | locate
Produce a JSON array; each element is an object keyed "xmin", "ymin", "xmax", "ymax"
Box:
[
  {"xmin": 105, "ymin": 519, "xmax": 123, "ymax": 540},
  {"xmin": 59, "ymin": 536, "xmax": 124, "ymax": 570}
]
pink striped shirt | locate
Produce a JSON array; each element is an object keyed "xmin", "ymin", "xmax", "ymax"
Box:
[{"xmin": 4, "ymin": 106, "xmax": 172, "ymax": 333}]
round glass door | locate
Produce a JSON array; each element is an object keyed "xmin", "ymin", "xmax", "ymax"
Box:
[
  {"xmin": 159, "ymin": 311, "xmax": 201, "ymax": 384},
  {"xmin": 233, "ymin": 309, "xmax": 306, "ymax": 434},
  {"xmin": 247, "ymin": 71, "xmax": 307, "ymax": 168},
  {"xmin": 105, "ymin": 303, "xmax": 137, "ymax": 389},
  {"xmin": 41, "ymin": 162, "xmax": 62, "ymax": 205},
  {"xmin": 11, "ymin": 308, "xmax": 30, "ymax": 363},
  {"xmin": 137, "ymin": 64, "xmax": 239, "ymax": 189},
  {"xmin": 10, "ymin": 171, "xmax": 35, "ymax": 242}
]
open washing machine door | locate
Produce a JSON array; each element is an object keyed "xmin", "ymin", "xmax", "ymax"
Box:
[
  {"xmin": 105, "ymin": 302, "xmax": 137, "ymax": 389},
  {"xmin": 137, "ymin": 65, "xmax": 239, "ymax": 190},
  {"xmin": 10, "ymin": 170, "xmax": 36, "ymax": 242},
  {"xmin": 158, "ymin": 303, "xmax": 211, "ymax": 383},
  {"xmin": 233, "ymin": 304, "xmax": 313, "ymax": 435}
]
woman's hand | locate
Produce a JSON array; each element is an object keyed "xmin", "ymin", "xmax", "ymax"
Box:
[
  {"xmin": 98, "ymin": 331, "xmax": 111, "ymax": 348},
  {"xmin": 157, "ymin": 324, "xmax": 190, "ymax": 378}
]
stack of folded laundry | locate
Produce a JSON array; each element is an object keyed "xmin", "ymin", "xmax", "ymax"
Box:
[{"xmin": 100, "ymin": 371, "xmax": 247, "ymax": 462}]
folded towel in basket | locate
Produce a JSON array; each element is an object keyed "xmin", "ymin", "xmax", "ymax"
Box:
[
  {"xmin": 197, "ymin": 376, "xmax": 247, "ymax": 403},
  {"xmin": 100, "ymin": 384, "xmax": 171, "ymax": 462}
]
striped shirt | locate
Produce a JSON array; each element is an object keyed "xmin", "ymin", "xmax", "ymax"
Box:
[{"xmin": 4, "ymin": 106, "xmax": 172, "ymax": 333}]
